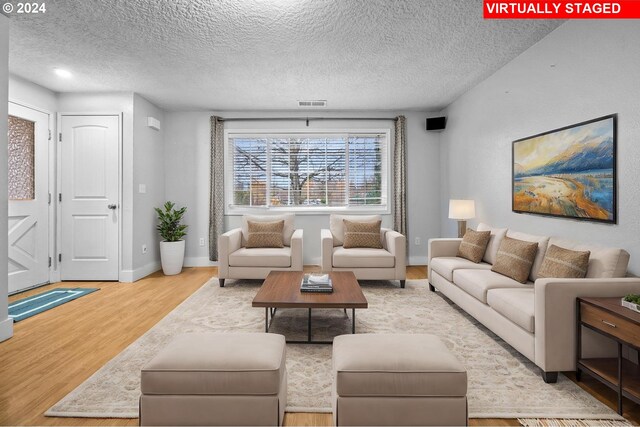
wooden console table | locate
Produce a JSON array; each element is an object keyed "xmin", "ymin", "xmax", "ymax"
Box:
[{"xmin": 576, "ymin": 297, "xmax": 640, "ymax": 415}]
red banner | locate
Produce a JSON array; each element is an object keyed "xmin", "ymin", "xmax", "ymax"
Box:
[{"xmin": 483, "ymin": 0, "xmax": 640, "ymax": 19}]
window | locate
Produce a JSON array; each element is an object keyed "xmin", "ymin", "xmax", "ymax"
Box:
[{"xmin": 226, "ymin": 131, "xmax": 389, "ymax": 213}]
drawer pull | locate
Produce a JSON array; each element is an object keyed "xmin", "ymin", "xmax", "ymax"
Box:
[{"xmin": 602, "ymin": 320, "xmax": 617, "ymax": 328}]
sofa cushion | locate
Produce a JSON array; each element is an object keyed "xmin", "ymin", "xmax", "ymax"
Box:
[
  {"xmin": 333, "ymin": 333, "xmax": 467, "ymax": 397},
  {"xmin": 487, "ymin": 288, "xmax": 535, "ymax": 333},
  {"xmin": 246, "ymin": 220, "xmax": 284, "ymax": 248},
  {"xmin": 141, "ymin": 333, "xmax": 286, "ymax": 395},
  {"xmin": 548, "ymin": 237, "xmax": 629, "ymax": 278},
  {"xmin": 457, "ymin": 229, "xmax": 491, "ymax": 263},
  {"xmin": 330, "ymin": 214, "xmax": 383, "ymax": 247},
  {"xmin": 537, "ymin": 244, "xmax": 590, "ymax": 279},
  {"xmin": 476, "ymin": 223, "xmax": 508, "ymax": 265},
  {"xmin": 229, "ymin": 247, "xmax": 291, "ymax": 267},
  {"xmin": 492, "ymin": 236, "xmax": 539, "ymax": 283},
  {"xmin": 507, "ymin": 230, "xmax": 550, "ymax": 281},
  {"xmin": 453, "ymin": 269, "xmax": 531, "ymax": 304},
  {"xmin": 343, "ymin": 219, "xmax": 383, "ymax": 249},
  {"xmin": 430, "ymin": 257, "xmax": 492, "ymax": 282},
  {"xmin": 242, "ymin": 214, "xmax": 295, "ymax": 246},
  {"xmin": 333, "ymin": 247, "xmax": 395, "ymax": 268}
]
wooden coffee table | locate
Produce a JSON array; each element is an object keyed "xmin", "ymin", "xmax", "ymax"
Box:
[{"xmin": 252, "ymin": 271, "xmax": 368, "ymax": 344}]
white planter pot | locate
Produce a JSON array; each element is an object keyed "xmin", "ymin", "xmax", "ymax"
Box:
[{"xmin": 160, "ymin": 240, "xmax": 185, "ymax": 276}]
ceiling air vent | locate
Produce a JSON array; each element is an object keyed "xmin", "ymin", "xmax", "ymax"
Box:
[{"xmin": 298, "ymin": 100, "xmax": 327, "ymax": 108}]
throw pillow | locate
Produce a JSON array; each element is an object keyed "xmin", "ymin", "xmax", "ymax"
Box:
[
  {"xmin": 246, "ymin": 220, "xmax": 285, "ymax": 248},
  {"xmin": 491, "ymin": 236, "xmax": 539, "ymax": 283},
  {"xmin": 457, "ymin": 229, "xmax": 491, "ymax": 263},
  {"xmin": 343, "ymin": 219, "xmax": 383, "ymax": 249},
  {"xmin": 537, "ymin": 244, "xmax": 591, "ymax": 279}
]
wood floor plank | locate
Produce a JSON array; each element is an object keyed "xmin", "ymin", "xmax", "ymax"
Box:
[{"xmin": 0, "ymin": 266, "xmax": 637, "ymax": 426}]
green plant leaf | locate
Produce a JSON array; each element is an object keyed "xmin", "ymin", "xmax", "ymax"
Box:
[{"xmin": 155, "ymin": 201, "xmax": 188, "ymax": 242}]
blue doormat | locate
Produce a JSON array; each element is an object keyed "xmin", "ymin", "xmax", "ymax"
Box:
[{"xmin": 9, "ymin": 288, "xmax": 99, "ymax": 322}]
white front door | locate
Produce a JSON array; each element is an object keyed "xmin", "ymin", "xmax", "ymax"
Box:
[
  {"xmin": 7, "ymin": 103, "xmax": 50, "ymax": 293},
  {"xmin": 60, "ymin": 115, "xmax": 120, "ymax": 280}
]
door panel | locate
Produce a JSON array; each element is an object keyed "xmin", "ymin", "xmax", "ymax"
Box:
[
  {"xmin": 60, "ymin": 115, "xmax": 119, "ymax": 280},
  {"xmin": 7, "ymin": 103, "xmax": 50, "ymax": 293}
]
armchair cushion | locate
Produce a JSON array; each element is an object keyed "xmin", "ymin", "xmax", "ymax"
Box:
[
  {"xmin": 246, "ymin": 220, "xmax": 284, "ymax": 248},
  {"xmin": 229, "ymin": 247, "xmax": 291, "ymax": 268},
  {"xmin": 242, "ymin": 214, "xmax": 295, "ymax": 246},
  {"xmin": 343, "ymin": 219, "xmax": 383, "ymax": 249},
  {"xmin": 329, "ymin": 214, "xmax": 383, "ymax": 247},
  {"xmin": 333, "ymin": 247, "xmax": 395, "ymax": 268}
]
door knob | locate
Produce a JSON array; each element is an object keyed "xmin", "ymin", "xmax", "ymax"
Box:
[{"xmin": 107, "ymin": 204, "xmax": 118, "ymax": 210}]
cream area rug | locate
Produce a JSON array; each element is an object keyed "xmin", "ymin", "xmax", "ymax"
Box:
[{"xmin": 46, "ymin": 278, "xmax": 624, "ymax": 420}]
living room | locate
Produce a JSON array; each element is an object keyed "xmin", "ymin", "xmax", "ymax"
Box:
[{"xmin": 1, "ymin": 1, "xmax": 640, "ymax": 426}]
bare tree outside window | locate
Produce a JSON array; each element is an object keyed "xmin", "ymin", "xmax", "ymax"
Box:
[{"xmin": 231, "ymin": 134, "xmax": 385, "ymax": 208}]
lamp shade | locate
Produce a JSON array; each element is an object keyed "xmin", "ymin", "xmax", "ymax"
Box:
[{"xmin": 448, "ymin": 199, "xmax": 475, "ymax": 220}]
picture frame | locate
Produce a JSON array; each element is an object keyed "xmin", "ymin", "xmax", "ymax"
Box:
[{"xmin": 512, "ymin": 114, "xmax": 617, "ymax": 224}]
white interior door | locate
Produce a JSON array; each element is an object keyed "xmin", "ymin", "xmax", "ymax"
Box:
[
  {"xmin": 60, "ymin": 115, "xmax": 119, "ymax": 280},
  {"xmin": 7, "ymin": 103, "xmax": 50, "ymax": 293}
]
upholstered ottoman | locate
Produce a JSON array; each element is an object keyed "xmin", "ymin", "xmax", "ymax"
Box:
[
  {"xmin": 333, "ymin": 333, "xmax": 468, "ymax": 426},
  {"xmin": 139, "ymin": 333, "xmax": 287, "ymax": 426}
]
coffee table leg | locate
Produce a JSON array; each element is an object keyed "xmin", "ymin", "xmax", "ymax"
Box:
[
  {"xmin": 265, "ymin": 307, "xmax": 269, "ymax": 332},
  {"xmin": 352, "ymin": 309, "xmax": 356, "ymax": 334},
  {"xmin": 308, "ymin": 308, "xmax": 312, "ymax": 342}
]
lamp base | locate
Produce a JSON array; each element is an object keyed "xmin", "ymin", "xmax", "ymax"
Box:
[{"xmin": 457, "ymin": 220, "xmax": 467, "ymax": 238}]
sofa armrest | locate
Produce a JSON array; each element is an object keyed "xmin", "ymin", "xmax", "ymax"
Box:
[
  {"xmin": 218, "ymin": 228, "xmax": 243, "ymax": 279},
  {"xmin": 534, "ymin": 277, "xmax": 640, "ymax": 372},
  {"xmin": 385, "ymin": 230, "xmax": 406, "ymax": 280},
  {"xmin": 428, "ymin": 238, "xmax": 462, "ymax": 261},
  {"xmin": 290, "ymin": 229, "xmax": 303, "ymax": 271},
  {"xmin": 321, "ymin": 229, "xmax": 333, "ymax": 273}
]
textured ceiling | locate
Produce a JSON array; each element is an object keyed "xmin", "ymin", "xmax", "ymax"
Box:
[{"xmin": 7, "ymin": 0, "xmax": 562, "ymax": 111}]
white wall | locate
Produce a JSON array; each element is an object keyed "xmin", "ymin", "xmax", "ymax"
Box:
[
  {"xmin": 58, "ymin": 93, "xmax": 137, "ymax": 279},
  {"xmin": 164, "ymin": 111, "xmax": 440, "ymax": 266},
  {"xmin": 0, "ymin": 14, "xmax": 13, "ymax": 342},
  {"xmin": 440, "ymin": 21, "xmax": 640, "ymax": 274},
  {"xmin": 9, "ymin": 74, "xmax": 58, "ymax": 112},
  {"xmin": 132, "ymin": 94, "xmax": 164, "ymax": 277}
]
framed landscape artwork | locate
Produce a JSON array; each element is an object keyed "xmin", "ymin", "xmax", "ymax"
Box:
[{"xmin": 512, "ymin": 114, "xmax": 617, "ymax": 223}]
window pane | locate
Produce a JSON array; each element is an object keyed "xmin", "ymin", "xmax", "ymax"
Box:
[
  {"xmin": 232, "ymin": 138, "xmax": 267, "ymax": 206},
  {"xmin": 348, "ymin": 136, "xmax": 382, "ymax": 205},
  {"xmin": 8, "ymin": 115, "xmax": 35, "ymax": 200}
]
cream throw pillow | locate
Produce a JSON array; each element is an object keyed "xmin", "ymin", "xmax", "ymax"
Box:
[
  {"xmin": 342, "ymin": 219, "xmax": 383, "ymax": 249},
  {"xmin": 246, "ymin": 220, "xmax": 284, "ymax": 248},
  {"xmin": 491, "ymin": 236, "xmax": 539, "ymax": 283}
]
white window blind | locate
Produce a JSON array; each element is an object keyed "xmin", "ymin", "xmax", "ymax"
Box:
[{"xmin": 228, "ymin": 133, "xmax": 388, "ymax": 211}]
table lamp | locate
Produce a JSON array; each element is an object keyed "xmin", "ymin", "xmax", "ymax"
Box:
[{"xmin": 449, "ymin": 199, "xmax": 475, "ymax": 238}]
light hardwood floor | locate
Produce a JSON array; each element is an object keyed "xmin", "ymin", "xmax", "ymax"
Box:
[{"xmin": 1, "ymin": 266, "xmax": 637, "ymax": 426}]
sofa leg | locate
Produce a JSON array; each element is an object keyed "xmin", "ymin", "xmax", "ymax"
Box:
[
  {"xmin": 428, "ymin": 283, "xmax": 435, "ymax": 292},
  {"xmin": 219, "ymin": 279, "xmax": 225, "ymax": 288},
  {"xmin": 542, "ymin": 371, "xmax": 558, "ymax": 383},
  {"xmin": 400, "ymin": 280, "xmax": 405, "ymax": 289}
]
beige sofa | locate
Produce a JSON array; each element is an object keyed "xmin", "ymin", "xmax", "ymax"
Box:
[
  {"xmin": 428, "ymin": 223, "xmax": 640, "ymax": 383},
  {"xmin": 218, "ymin": 214, "xmax": 303, "ymax": 287},
  {"xmin": 321, "ymin": 214, "xmax": 406, "ymax": 288}
]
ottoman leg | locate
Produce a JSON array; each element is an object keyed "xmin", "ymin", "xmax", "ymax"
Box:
[
  {"xmin": 219, "ymin": 279, "xmax": 225, "ymax": 287},
  {"xmin": 400, "ymin": 280, "xmax": 406, "ymax": 288},
  {"xmin": 429, "ymin": 283, "xmax": 435, "ymax": 292}
]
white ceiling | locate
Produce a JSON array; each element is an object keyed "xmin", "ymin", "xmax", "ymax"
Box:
[{"xmin": 7, "ymin": 0, "xmax": 562, "ymax": 111}]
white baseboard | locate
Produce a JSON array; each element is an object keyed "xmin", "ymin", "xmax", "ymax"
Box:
[
  {"xmin": 184, "ymin": 257, "xmax": 218, "ymax": 267},
  {"xmin": 0, "ymin": 317, "xmax": 14, "ymax": 342},
  {"xmin": 120, "ymin": 261, "xmax": 161, "ymax": 283},
  {"xmin": 408, "ymin": 256, "xmax": 428, "ymax": 266}
]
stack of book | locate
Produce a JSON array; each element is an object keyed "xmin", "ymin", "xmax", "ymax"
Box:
[{"xmin": 300, "ymin": 274, "xmax": 333, "ymax": 293}]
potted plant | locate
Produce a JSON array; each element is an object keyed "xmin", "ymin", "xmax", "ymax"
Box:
[{"xmin": 155, "ymin": 201, "xmax": 188, "ymax": 275}]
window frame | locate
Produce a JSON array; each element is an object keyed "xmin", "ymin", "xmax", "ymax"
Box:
[{"xmin": 224, "ymin": 128, "xmax": 392, "ymax": 215}]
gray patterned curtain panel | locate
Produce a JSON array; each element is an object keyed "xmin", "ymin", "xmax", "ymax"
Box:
[
  {"xmin": 209, "ymin": 116, "xmax": 225, "ymax": 261},
  {"xmin": 393, "ymin": 116, "xmax": 407, "ymax": 236}
]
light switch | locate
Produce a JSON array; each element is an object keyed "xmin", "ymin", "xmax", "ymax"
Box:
[{"xmin": 139, "ymin": 184, "xmax": 146, "ymax": 194}]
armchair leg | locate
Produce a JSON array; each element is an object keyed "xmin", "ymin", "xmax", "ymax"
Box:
[
  {"xmin": 542, "ymin": 371, "xmax": 558, "ymax": 383},
  {"xmin": 400, "ymin": 280, "xmax": 405, "ymax": 289},
  {"xmin": 219, "ymin": 279, "xmax": 225, "ymax": 288},
  {"xmin": 429, "ymin": 283, "xmax": 435, "ymax": 292}
]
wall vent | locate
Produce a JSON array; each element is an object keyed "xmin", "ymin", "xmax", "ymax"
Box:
[{"xmin": 298, "ymin": 100, "xmax": 327, "ymax": 108}]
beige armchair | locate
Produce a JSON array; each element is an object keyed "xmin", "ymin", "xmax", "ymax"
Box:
[
  {"xmin": 321, "ymin": 214, "xmax": 406, "ymax": 288},
  {"xmin": 217, "ymin": 214, "xmax": 303, "ymax": 287}
]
